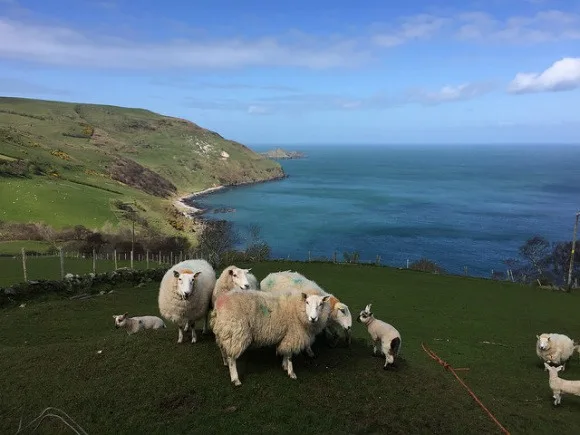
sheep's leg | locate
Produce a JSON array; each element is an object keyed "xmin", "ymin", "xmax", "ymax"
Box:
[
  {"xmin": 283, "ymin": 355, "xmax": 297, "ymax": 379},
  {"xmin": 227, "ymin": 357, "xmax": 241, "ymax": 386},
  {"xmin": 177, "ymin": 327, "xmax": 184, "ymax": 344},
  {"xmin": 216, "ymin": 341, "xmax": 228, "ymax": 366},
  {"xmin": 202, "ymin": 312, "xmax": 210, "ymax": 335},
  {"xmin": 190, "ymin": 321, "xmax": 197, "ymax": 343},
  {"xmin": 553, "ymin": 391, "xmax": 561, "ymax": 405},
  {"xmin": 282, "ymin": 356, "xmax": 288, "ymax": 371},
  {"xmin": 305, "ymin": 346, "xmax": 315, "ymax": 358},
  {"xmin": 324, "ymin": 327, "xmax": 339, "ymax": 348},
  {"xmin": 373, "ymin": 339, "xmax": 381, "ymax": 356}
]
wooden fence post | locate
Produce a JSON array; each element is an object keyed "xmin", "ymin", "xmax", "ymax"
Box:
[
  {"xmin": 146, "ymin": 250, "xmax": 149, "ymax": 269},
  {"xmin": 130, "ymin": 250, "xmax": 134, "ymax": 269},
  {"xmin": 114, "ymin": 249, "xmax": 118, "ymax": 270},
  {"xmin": 59, "ymin": 247, "xmax": 65, "ymax": 279},
  {"xmin": 21, "ymin": 248, "xmax": 28, "ymax": 282},
  {"xmin": 93, "ymin": 249, "xmax": 96, "ymax": 273}
]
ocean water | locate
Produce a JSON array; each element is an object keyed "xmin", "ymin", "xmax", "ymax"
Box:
[{"xmin": 195, "ymin": 144, "xmax": 580, "ymax": 277}]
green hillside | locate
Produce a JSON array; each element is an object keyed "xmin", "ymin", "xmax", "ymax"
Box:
[{"xmin": 0, "ymin": 96, "xmax": 284, "ymax": 239}]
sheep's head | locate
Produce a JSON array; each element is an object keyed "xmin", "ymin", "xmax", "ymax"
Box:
[
  {"xmin": 113, "ymin": 312, "xmax": 128, "ymax": 328},
  {"xmin": 302, "ymin": 293, "xmax": 330, "ymax": 324},
  {"xmin": 333, "ymin": 302, "xmax": 352, "ymax": 333},
  {"xmin": 357, "ymin": 304, "xmax": 373, "ymax": 324},
  {"xmin": 173, "ymin": 269, "xmax": 202, "ymax": 300},
  {"xmin": 544, "ymin": 362, "xmax": 564, "ymax": 373},
  {"xmin": 536, "ymin": 334, "xmax": 552, "ymax": 351},
  {"xmin": 228, "ymin": 266, "xmax": 252, "ymax": 290}
]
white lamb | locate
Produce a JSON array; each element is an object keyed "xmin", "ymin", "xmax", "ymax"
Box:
[
  {"xmin": 113, "ymin": 312, "xmax": 166, "ymax": 334},
  {"xmin": 260, "ymin": 270, "xmax": 352, "ymax": 353},
  {"xmin": 536, "ymin": 333, "xmax": 580, "ymax": 370},
  {"xmin": 357, "ymin": 304, "xmax": 402, "ymax": 369},
  {"xmin": 158, "ymin": 259, "xmax": 216, "ymax": 344},
  {"xmin": 544, "ymin": 362, "xmax": 580, "ymax": 405},
  {"xmin": 212, "ymin": 265, "xmax": 253, "ymax": 305},
  {"xmin": 211, "ymin": 289, "xmax": 330, "ymax": 386}
]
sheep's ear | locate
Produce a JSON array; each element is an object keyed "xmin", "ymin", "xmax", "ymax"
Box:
[
  {"xmin": 112, "ymin": 315, "xmax": 117, "ymax": 319},
  {"xmin": 557, "ymin": 365, "xmax": 564, "ymax": 371},
  {"xmin": 366, "ymin": 303, "xmax": 372, "ymax": 312},
  {"xmin": 536, "ymin": 335, "xmax": 540, "ymax": 339},
  {"xmin": 302, "ymin": 292, "xmax": 308, "ymax": 301},
  {"xmin": 124, "ymin": 312, "xmax": 128, "ymax": 317},
  {"xmin": 194, "ymin": 271, "xmax": 201, "ymax": 279},
  {"xmin": 322, "ymin": 295, "xmax": 330, "ymax": 303},
  {"xmin": 173, "ymin": 270, "xmax": 180, "ymax": 278},
  {"xmin": 245, "ymin": 268, "xmax": 252, "ymax": 272}
]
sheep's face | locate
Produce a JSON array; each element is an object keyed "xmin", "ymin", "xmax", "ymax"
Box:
[
  {"xmin": 537, "ymin": 334, "xmax": 551, "ymax": 351},
  {"xmin": 229, "ymin": 267, "xmax": 251, "ymax": 290},
  {"xmin": 357, "ymin": 304, "xmax": 373, "ymax": 324},
  {"xmin": 334, "ymin": 302, "xmax": 353, "ymax": 331},
  {"xmin": 544, "ymin": 362, "xmax": 564, "ymax": 373},
  {"xmin": 173, "ymin": 270, "xmax": 202, "ymax": 300},
  {"xmin": 113, "ymin": 313, "xmax": 128, "ymax": 328},
  {"xmin": 303, "ymin": 293, "xmax": 330, "ymax": 324}
]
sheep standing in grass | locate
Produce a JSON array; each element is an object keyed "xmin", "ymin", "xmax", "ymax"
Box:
[
  {"xmin": 158, "ymin": 259, "xmax": 216, "ymax": 344},
  {"xmin": 212, "ymin": 289, "xmax": 330, "ymax": 386},
  {"xmin": 357, "ymin": 304, "xmax": 402, "ymax": 369},
  {"xmin": 536, "ymin": 333, "xmax": 579, "ymax": 370},
  {"xmin": 260, "ymin": 271, "xmax": 352, "ymax": 354},
  {"xmin": 544, "ymin": 362, "xmax": 580, "ymax": 405},
  {"xmin": 211, "ymin": 265, "xmax": 253, "ymax": 305},
  {"xmin": 113, "ymin": 313, "xmax": 166, "ymax": 335}
]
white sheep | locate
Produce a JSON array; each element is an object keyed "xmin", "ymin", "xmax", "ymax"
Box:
[
  {"xmin": 211, "ymin": 289, "xmax": 330, "ymax": 386},
  {"xmin": 158, "ymin": 259, "xmax": 216, "ymax": 344},
  {"xmin": 357, "ymin": 304, "xmax": 402, "ymax": 369},
  {"xmin": 113, "ymin": 312, "xmax": 166, "ymax": 334},
  {"xmin": 260, "ymin": 270, "xmax": 352, "ymax": 354},
  {"xmin": 247, "ymin": 272, "xmax": 260, "ymax": 290},
  {"xmin": 536, "ymin": 333, "xmax": 580, "ymax": 370},
  {"xmin": 211, "ymin": 265, "xmax": 253, "ymax": 305},
  {"xmin": 544, "ymin": 362, "xmax": 580, "ymax": 405}
]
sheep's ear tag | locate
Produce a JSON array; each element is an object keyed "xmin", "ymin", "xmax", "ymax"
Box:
[
  {"xmin": 173, "ymin": 270, "xmax": 180, "ymax": 278},
  {"xmin": 194, "ymin": 272, "xmax": 201, "ymax": 279}
]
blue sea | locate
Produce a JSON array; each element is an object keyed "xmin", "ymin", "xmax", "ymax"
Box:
[{"xmin": 196, "ymin": 144, "xmax": 580, "ymax": 277}]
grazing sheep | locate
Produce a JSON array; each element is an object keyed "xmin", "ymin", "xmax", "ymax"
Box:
[
  {"xmin": 260, "ymin": 271, "xmax": 352, "ymax": 354},
  {"xmin": 113, "ymin": 312, "xmax": 166, "ymax": 335},
  {"xmin": 212, "ymin": 265, "xmax": 253, "ymax": 305},
  {"xmin": 212, "ymin": 289, "xmax": 330, "ymax": 386},
  {"xmin": 158, "ymin": 259, "xmax": 216, "ymax": 344},
  {"xmin": 536, "ymin": 333, "xmax": 579, "ymax": 370},
  {"xmin": 544, "ymin": 362, "xmax": 580, "ymax": 405},
  {"xmin": 357, "ymin": 304, "xmax": 402, "ymax": 369}
]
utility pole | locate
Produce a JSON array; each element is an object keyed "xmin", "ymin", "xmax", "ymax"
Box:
[{"xmin": 567, "ymin": 212, "xmax": 580, "ymax": 289}]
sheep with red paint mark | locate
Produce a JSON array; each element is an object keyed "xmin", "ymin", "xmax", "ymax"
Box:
[
  {"xmin": 158, "ymin": 259, "xmax": 216, "ymax": 344},
  {"xmin": 212, "ymin": 289, "xmax": 330, "ymax": 386}
]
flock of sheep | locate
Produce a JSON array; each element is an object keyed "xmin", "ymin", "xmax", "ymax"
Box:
[
  {"xmin": 113, "ymin": 258, "xmax": 402, "ymax": 387},
  {"xmin": 112, "ymin": 258, "xmax": 580, "ymax": 406}
]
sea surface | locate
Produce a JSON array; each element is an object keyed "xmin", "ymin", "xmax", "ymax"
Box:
[{"xmin": 195, "ymin": 144, "xmax": 580, "ymax": 277}]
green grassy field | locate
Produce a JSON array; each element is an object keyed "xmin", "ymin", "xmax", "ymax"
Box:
[
  {"xmin": 1, "ymin": 261, "xmax": 580, "ymax": 434},
  {"xmin": 0, "ymin": 240, "xmax": 52, "ymax": 255},
  {"xmin": 0, "ymin": 256, "xmax": 155, "ymax": 287}
]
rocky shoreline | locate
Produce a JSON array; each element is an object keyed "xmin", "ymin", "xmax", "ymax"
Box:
[{"xmin": 174, "ymin": 173, "xmax": 288, "ymax": 218}]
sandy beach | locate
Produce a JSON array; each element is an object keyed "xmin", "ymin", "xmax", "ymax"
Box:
[{"xmin": 173, "ymin": 185, "xmax": 225, "ymax": 216}]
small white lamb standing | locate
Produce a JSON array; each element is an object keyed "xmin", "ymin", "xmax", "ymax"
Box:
[
  {"xmin": 113, "ymin": 312, "xmax": 166, "ymax": 335},
  {"xmin": 357, "ymin": 303, "xmax": 402, "ymax": 369},
  {"xmin": 211, "ymin": 289, "xmax": 330, "ymax": 386},
  {"xmin": 544, "ymin": 362, "xmax": 580, "ymax": 405},
  {"xmin": 158, "ymin": 259, "xmax": 217, "ymax": 344},
  {"xmin": 260, "ymin": 270, "xmax": 352, "ymax": 353},
  {"xmin": 536, "ymin": 333, "xmax": 579, "ymax": 370},
  {"xmin": 211, "ymin": 265, "xmax": 252, "ymax": 305}
]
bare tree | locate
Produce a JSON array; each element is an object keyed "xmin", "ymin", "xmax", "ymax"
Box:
[
  {"xmin": 197, "ymin": 220, "xmax": 241, "ymax": 268},
  {"xmin": 519, "ymin": 236, "xmax": 551, "ymax": 276}
]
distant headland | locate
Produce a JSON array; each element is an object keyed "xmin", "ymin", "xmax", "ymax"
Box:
[{"xmin": 260, "ymin": 148, "xmax": 306, "ymax": 160}]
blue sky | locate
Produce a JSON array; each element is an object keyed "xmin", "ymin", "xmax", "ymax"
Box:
[{"xmin": 1, "ymin": 0, "xmax": 579, "ymax": 145}]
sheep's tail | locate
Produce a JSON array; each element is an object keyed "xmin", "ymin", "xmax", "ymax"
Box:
[{"xmin": 390, "ymin": 337, "xmax": 401, "ymax": 356}]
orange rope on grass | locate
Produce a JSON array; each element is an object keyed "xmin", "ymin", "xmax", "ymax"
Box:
[{"xmin": 421, "ymin": 342, "xmax": 510, "ymax": 435}]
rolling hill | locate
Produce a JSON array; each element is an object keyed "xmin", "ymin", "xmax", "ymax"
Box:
[{"xmin": 0, "ymin": 96, "xmax": 284, "ymax": 241}]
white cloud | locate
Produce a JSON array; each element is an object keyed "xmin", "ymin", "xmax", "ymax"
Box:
[
  {"xmin": 0, "ymin": 18, "xmax": 370, "ymax": 70},
  {"xmin": 406, "ymin": 82, "xmax": 495, "ymax": 104},
  {"xmin": 372, "ymin": 14, "xmax": 449, "ymax": 47},
  {"xmin": 508, "ymin": 57, "xmax": 580, "ymax": 94}
]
